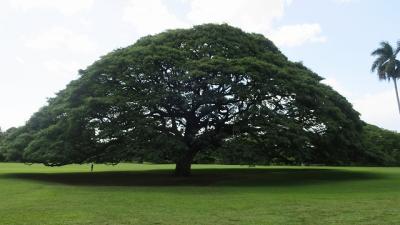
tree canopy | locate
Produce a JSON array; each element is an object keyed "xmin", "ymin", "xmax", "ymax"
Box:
[
  {"xmin": 0, "ymin": 24, "xmax": 365, "ymax": 175},
  {"xmin": 360, "ymin": 124, "xmax": 400, "ymax": 166}
]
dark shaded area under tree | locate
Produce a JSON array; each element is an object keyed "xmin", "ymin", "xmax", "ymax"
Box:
[{"xmin": 2, "ymin": 168, "xmax": 382, "ymax": 187}]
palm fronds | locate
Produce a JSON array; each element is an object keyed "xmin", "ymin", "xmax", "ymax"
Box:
[
  {"xmin": 371, "ymin": 41, "xmax": 399, "ymax": 81},
  {"xmin": 371, "ymin": 40, "xmax": 400, "ymax": 114}
]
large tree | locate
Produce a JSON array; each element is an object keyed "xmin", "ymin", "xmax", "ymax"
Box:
[
  {"xmin": 371, "ymin": 41, "xmax": 400, "ymax": 114},
  {"xmin": 17, "ymin": 24, "xmax": 363, "ymax": 176}
]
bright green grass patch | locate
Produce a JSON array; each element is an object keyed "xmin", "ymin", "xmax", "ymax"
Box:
[{"xmin": 0, "ymin": 163, "xmax": 399, "ymax": 225}]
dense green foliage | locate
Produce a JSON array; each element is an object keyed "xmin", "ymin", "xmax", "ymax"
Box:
[
  {"xmin": 0, "ymin": 127, "xmax": 33, "ymax": 162},
  {"xmin": 361, "ymin": 124, "xmax": 400, "ymax": 166},
  {"xmin": 2, "ymin": 123, "xmax": 400, "ymax": 166},
  {"xmin": 1, "ymin": 163, "xmax": 400, "ymax": 224},
  {"xmin": 0, "ymin": 129, "xmax": 3, "ymax": 161},
  {"xmin": 0, "ymin": 24, "xmax": 370, "ymax": 174},
  {"xmin": 210, "ymin": 123, "xmax": 400, "ymax": 166}
]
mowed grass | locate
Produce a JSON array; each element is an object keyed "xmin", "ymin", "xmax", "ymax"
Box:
[{"xmin": 0, "ymin": 163, "xmax": 400, "ymax": 225}]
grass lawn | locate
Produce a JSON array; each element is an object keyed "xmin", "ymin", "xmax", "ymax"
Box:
[{"xmin": 0, "ymin": 163, "xmax": 399, "ymax": 224}]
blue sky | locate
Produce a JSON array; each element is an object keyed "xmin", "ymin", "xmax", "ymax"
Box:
[
  {"xmin": 278, "ymin": 0, "xmax": 400, "ymax": 131},
  {"xmin": 0, "ymin": 0, "xmax": 398, "ymax": 131}
]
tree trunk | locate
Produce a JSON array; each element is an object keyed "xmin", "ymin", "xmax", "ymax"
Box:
[
  {"xmin": 394, "ymin": 78, "xmax": 400, "ymax": 115},
  {"xmin": 174, "ymin": 151, "xmax": 196, "ymax": 177}
]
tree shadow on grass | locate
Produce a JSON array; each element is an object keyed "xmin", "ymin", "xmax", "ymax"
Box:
[{"xmin": 1, "ymin": 167, "xmax": 385, "ymax": 187}]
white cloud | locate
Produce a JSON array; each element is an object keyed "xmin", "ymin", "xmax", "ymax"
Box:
[
  {"xmin": 322, "ymin": 77, "xmax": 399, "ymax": 132},
  {"xmin": 43, "ymin": 60, "xmax": 81, "ymax": 78},
  {"xmin": 187, "ymin": 0, "xmax": 290, "ymax": 33},
  {"xmin": 15, "ymin": 56, "xmax": 25, "ymax": 64},
  {"xmin": 23, "ymin": 28, "xmax": 96, "ymax": 54},
  {"xmin": 353, "ymin": 90, "xmax": 399, "ymax": 131},
  {"xmin": 334, "ymin": 0, "xmax": 359, "ymax": 3},
  {"xmin": 123, "ymin": 0, "xmax": 189, "ymax": 35},
  {"xmin": 321, "ymin": 77, "xmax": 350, "ymax": 97},
  {"xmin": 122, "ymin": 0, "xmax": 292, "ymax": 35},
  {"xmin": 9, "ymin": 0, "xmax": 94, "ymax": 15},
  {"xmin": 268, "ymin": 24, "xmax": 327, "ymax": 47},
  {"xmin": 122, "ymin": 0, "xmax": 323, "ymax": 49}
]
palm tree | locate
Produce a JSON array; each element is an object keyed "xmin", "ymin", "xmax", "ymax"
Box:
[{"xmin": 371, "ymin": 41, "xmax": 400, "ymax": 114}]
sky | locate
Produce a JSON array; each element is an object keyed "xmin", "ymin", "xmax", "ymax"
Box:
[{"xmin": 0, "ymin": 0, "xmax": 399, "ymax": 131}]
